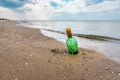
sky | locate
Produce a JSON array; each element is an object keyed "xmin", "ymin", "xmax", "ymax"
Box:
[{"xmin": 0, "ymin": 0, "xmax": 120, "ymax": 20}]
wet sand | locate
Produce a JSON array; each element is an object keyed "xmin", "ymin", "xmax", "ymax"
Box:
[{"xmin": 0, "ymin": 20, "xmax": 120, "ymax": 80}]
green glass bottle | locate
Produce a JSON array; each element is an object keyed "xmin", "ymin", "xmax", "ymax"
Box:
[{"xmin": 66, "ymin": 28, "xmax": 78, "ymax": 54}]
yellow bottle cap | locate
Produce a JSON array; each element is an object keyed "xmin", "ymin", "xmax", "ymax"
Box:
[{"xmin": 66, "ymin": 28, "xmax": 72, "ymax": 38}]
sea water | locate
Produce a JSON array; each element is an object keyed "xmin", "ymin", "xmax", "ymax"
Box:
[{"xmin": 19, "ymin": 20, "xmax": 120, "ymax": 63}]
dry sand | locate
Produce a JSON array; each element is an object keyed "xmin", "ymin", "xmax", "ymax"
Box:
[{"xmin": 0, "ymin": 20, "xmax": 120, "ymax": 80}]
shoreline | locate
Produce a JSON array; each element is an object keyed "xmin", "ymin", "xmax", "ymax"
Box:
[
  {"xmin": 0, "ymin": 20, "xmax": 120, "ymax": 80},
  {"xmin": 40, "ymin": 29, "xmax": 120, "ymax": 41}
]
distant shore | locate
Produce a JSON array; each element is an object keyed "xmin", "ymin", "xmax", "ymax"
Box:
[
  {"xmin": 0, "ymin": 18, "xmax": 8, "ymax": 20},
  {"xmin": 0, "ymin": 20, "xmax": 120, "ymax": 80}
]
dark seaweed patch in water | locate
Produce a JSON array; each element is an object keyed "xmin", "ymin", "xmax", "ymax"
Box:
[{"xmin": 74, "ymin": 34, "xmax": 120, "ymax": 41}]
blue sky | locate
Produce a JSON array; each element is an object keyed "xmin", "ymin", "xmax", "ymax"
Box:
[{"xmin": 0, "ymin": 0, "xmax": 120, "ymax": 20}]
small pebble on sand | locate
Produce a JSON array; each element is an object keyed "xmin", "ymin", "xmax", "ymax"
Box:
[
  {"xmin": 36, "ymin": 45, "xmax": 39, "ymax": 48},
  {"xmin": 29, "ymin": 54, "xmax": 32, "ymax": 57},
  {"xmin": 105, "ymin": 67, "xmax": 110, "ymax": 70},
  {"xmin": 111, "ymin": 71, "xmax": 115, "ymax": 74},
  {"xmin": 14, "ymin": 78, "xmax": 18, "ymax": 80},
  {"xmin": 118, "ymin": 73, "xmax": 120, "ymax": 76},
  {"xmin": 25, "ymin": 63, "xmax": 28, "ymax": 65}
]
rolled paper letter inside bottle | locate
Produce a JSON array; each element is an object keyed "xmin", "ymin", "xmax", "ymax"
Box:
[{"xmin": 66, "ymin": 28, "xmax": 78, "ymax": 54}]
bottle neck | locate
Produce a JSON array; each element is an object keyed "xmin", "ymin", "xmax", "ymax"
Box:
[{"xmin": 66, "ymin": 28, "xmax": 72, "ymax": 38}]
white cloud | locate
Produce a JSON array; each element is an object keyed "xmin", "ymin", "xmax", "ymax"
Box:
[
  {"xmin": 82, "ymin": 0, "xmax": 120, "ymax": 12},
  {"xmin": 0, "ymin": 0, "xmax": 54, "ymax": 20},
  {"xmin": 0, "ymin": 0, "xmax": 120, "ymax": 20},
  {"xmin": 19, "ymin": 3, "xmax": 52, "ymax": 20},
  {"xmin": 53, "ymin": 0, "xmax": 120, "ymax": 13},
  {"xmin": 0, "ymin": 6, "xmax": 20, "ymax": 19}
]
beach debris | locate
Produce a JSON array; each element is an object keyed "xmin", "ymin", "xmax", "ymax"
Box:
[
  {"xmin": 51, "ymin": 48, "xmax": 67, "ymax": 55},
  {"xmin": 51, "ymin": 48, "xmax": 59, "ymax": 53},
  {"xmin": 25, "ymin": 62, "xmax": 28, "ymax": 65}
]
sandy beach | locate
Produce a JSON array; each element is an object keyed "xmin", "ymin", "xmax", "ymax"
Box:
[{"xmin": 0, "ymin": 20, "xmax": 120, "ymax": 80}]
